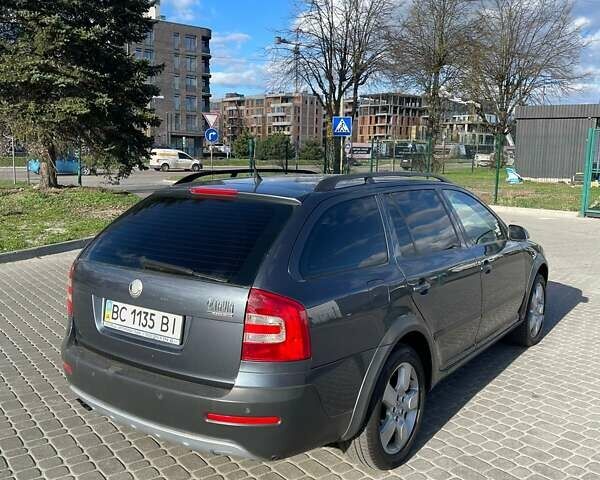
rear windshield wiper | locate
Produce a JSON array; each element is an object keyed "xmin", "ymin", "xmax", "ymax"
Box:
[{"xmin": 139, "ymin": 258, "xmax": 228, "ymax": 283}]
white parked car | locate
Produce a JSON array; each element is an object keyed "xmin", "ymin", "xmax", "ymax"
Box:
[{"xmin": 150, "ymin": 149, "xmax": 202, "ymax": 172}]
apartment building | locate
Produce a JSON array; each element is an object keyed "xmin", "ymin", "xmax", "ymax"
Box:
[
  {"xmin": 215, "ymin": 92, "xmax": 324, "ymax": 147},
  {"xmin": 130, "ymin": 3, "xmax": 211, "ymax": 157},
  {"xmin": 345, "ymin": 93, "xmax": 424, "ymax": 143},
  {"xmin": 442, "ymin": 113, "xmax": 496, "ymax": 147}
]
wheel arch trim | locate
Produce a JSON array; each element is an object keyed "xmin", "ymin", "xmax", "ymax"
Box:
[{"xmin": 340, "ymin": 319, "xmax": 437, "ymax": 441}]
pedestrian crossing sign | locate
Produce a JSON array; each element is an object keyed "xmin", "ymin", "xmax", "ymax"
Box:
[{"xmin": 332, "ymin": 116, "xmax": 352, "ymax": 137}]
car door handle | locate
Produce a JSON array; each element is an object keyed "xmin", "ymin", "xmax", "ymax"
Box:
[
  {"xmin": 482, "ymin": 260, "xmax": 493, "ymax": 274},
  {"xmin": 411, "ymin": 280, "xmax": 431, "ymax": 295}
]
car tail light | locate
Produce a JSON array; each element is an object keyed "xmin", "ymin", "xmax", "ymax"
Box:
[
  {"xmin": 189, "ymin": 186, "xmax": 238, "ymax": 197},
  {"xmin": 206, "ymin": 413, "xmax": 281, "ymax": 426},
  {"xmin": 242, "ymin": 289, "xmax": 310, "ymax": 362},
  {"xmin": 66, "ymin": 263, "xmax": 74, "ymax": 317}
]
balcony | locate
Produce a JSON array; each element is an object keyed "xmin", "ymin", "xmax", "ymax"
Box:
[
  {"xmin": 267, "ymin": 112, "xmax": 289, "ymax": 117},
  {"xmin": 270, "ymin": 102, "xmax": 293, "ymax": 108},
  {"xmin": 272, "ymin": 121, "xmax": 291, "ymax": 126}
]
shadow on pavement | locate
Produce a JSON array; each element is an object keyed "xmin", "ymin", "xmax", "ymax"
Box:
[{"xmin": 413, "ymin": 280, "xmax": 587, "ymax": 452}]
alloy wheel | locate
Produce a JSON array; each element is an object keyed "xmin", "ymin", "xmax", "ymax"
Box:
[
  {"xmin": 379, "ymin": 362, "xmax": 420, "ymax": 455},
  {"xmin": 528, "ymin": 282, "xmax": 545, "ymax": 338}
]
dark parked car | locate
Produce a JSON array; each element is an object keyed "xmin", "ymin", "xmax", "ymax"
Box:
[{"xmin": 62, "ymin": 171, "xmax": 548, "ymax": 470}]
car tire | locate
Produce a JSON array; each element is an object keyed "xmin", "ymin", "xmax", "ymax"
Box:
[
  {"xmin": 346, "ymin": 345, "xmax": 426, "ymax": 470},
  {"xmin": 191, "ymin": 163, "xmax": 200, "ymax": 172},
  {"xmin": 161, "ymin": 163, "xmax": 169, "ymax": 172},
  {"xmin": 508, "ymin": 274, "xmax": 546, "ymax": 347},
  {"xmin": 81, "ymin": 167, "xmax": 90, "ymax": 176}
]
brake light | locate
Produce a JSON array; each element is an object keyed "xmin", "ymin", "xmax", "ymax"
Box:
[
  {"xmin": 66, "ymin": 263, "xmax": 74, "ymax": 317},
  {"xmin": 189, "ymin": 186, "xmax": 238, "ymax": 197},
  {"xmin": 206, "ymin": 413, "xmax": 281, "ymax": 426},
  {"xmin": 242, "ymin": 289, "xmax": 310, "ymax": 362}
]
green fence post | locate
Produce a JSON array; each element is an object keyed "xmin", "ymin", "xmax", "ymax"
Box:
[
  {"xmin": 581, "ymin": 128, "xmax": 595, "ymax": 217},
  {"xmin": 370, "ymin": 137, "xmax": 374, "ymax": 172},
  {"xmin": 493, "ymin": 134, "xmax": 503, "ymax": 204}
]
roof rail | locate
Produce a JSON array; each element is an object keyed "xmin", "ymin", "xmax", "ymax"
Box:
[
  {"xmin": 314, "ymin": 172, "xmax": 450, "ymax": 192},
  {"xmin": 173, "ymin": 168, "xmax": 320, "ymax": 186}
]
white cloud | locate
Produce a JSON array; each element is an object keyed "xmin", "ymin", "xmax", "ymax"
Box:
[
  {"xmin": 162, "ymin": 0, "xmax": 202, "ymax": 22},
  {"xmin": 211, "ymin": 69, "xmax": 266, "ymax": 88},
  {"xmin": 574, "ymin": 16, "xmax": 592, "ymax": 29},
  {"xmin": 211, "ymin": 32, "xmax": 252, "ymax": 46}
]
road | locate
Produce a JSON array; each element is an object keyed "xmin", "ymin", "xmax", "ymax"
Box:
[
  {"xmin": 1, "ymin": 207, "xmax": 600, "ymax": 479},
  {"xmin": 0, "ymin": 166, "xmax": 324, "ymax": 198}
]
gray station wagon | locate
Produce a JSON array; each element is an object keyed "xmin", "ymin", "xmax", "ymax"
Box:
[{"xmin": 62, "ymin": 170, "xmax": 548, "ymax": 470}]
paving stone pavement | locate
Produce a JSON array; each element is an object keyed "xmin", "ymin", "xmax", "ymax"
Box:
[{"xmin": 1, "ymin": 206, "xmax": 600, "ymax": 480}]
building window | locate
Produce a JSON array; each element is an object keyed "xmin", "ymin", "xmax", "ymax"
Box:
[
  {"xmin": 144, "ymin": 30, "xmax": 154, "ymax": 47},
  {"xmin": 186, "ymin": 114, "xmax": 197, "ymax": 131},
  {"xmin": 143, "ymin": 49, "xmax": 154, "ymax": 62},
  {"xmin": 174, "ymin": 95, "xmax": 180, "ymax": 111},
  {"xmin": 173, "ymin": 54, "xmax": 180, "ymax": 71},
  {"xmin": 185, "ymin": 55, "xmax": 196, "ymax": 72},
  {"xmin": 203, "ymin": 99, "xmax": 210, "ymax": 111},
  {"xmin": 185, "ymin": 95, "xmax": 196, "ymax": 112},
  {"xmin": 173, "ymin": 32, "xmax": 180, "ymax": 49},
  {"xmin": 134, "ymin": 47, "xmax": 143, "ymax": 59},
  {"xmin": 202, "ymin": 37, "xmax": 209, "ymax": 52},
  {"xmin": 185, "ymin": 35, "xmax": 197, "ymax": 51},
  {"xmin": 202, "ymin": 79, "xmax": 209, "ymax": 92},
  {"xmin": 186, "ymin": 75, "xmax": 197, "ymax": 91},
  {"xmin": 173, "ymin": 75, "xmax": 180, "ymax": 91}
]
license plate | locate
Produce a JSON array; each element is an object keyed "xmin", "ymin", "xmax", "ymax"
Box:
[{"xmin": 103, "ymin": 299, "xmax": 184, "ymax": 345}]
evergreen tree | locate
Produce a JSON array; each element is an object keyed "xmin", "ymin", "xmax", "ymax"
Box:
[
  {"xmin": 0, "ymin": 0, "xmax": 161, "ymax": 188},
  {"xmin": 232, "ymin": 130, "xmax": 254, "ymax": 159}
]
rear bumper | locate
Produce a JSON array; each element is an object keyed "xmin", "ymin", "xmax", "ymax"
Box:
[
  {"xmin": 71, "ymin": 386, "xmax": 252, "ymax": 457},
  {"xmin": 62, "ymin": 341, "xmax": 340, "ymax": 460}
]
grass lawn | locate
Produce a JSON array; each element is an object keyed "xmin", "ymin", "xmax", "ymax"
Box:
[
  {"xmin": 0, "ymin": 182, "xmax": 139, "ymax": 252},
  {"xmin": 0, "ymin": 156, "xmax": 28, "ymax": 167},
  {"xmin": 443, "ymin": 167, "xmax": 600, "ymax": 212}
]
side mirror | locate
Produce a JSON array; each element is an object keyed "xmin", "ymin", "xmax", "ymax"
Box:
[{"xmin": 509, "ymin": 224, "xmax": 529, "ymax": 241}]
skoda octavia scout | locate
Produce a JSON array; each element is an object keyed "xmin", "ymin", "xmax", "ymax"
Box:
[{"xmin": 62, "ymin": 170, "xmax": 548, "ymax": 470}]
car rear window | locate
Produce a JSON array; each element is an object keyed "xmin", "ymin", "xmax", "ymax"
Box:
[{"xmin": 84, "ymin": 195, "xmax": 294, "ymax": 286}]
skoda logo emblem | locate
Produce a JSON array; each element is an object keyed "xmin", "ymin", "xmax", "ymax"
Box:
[{"xmin": 129, "ymin": 279, "xmax": 143, "ymax": 298}]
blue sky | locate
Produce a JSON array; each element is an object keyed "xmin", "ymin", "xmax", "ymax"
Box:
[{"xmin": 161, "ymin": 0, "xmax": 600, "ymax": 104}]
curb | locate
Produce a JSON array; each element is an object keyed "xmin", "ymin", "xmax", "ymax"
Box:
[{"xmin": 0, "ymin": 237, "xmax": 93, "ymax": 264}]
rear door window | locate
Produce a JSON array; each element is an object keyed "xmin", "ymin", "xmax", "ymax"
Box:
[
  {"xmin": 85, "ymin": 195, "xmax": 294, "ymax": 286},
  {"xmin": 300, "ymin": 196, "xmax": 387, "ymax": 277},
  {"xmin": 388, "ymin": 189, "xmax": 460, "ymax": 255}
]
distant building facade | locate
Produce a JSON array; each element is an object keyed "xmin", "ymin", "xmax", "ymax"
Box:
[
  {"xmin": 515, "ymin": 104, "xmax": 600, "ymax": 181},
  {"xmin": 214, "ymin": 92, "xmax": 324, "ymax": 147},
  {"xmin": 344, "ymin": 93, "xmax": 424, "ymax": 143},
  {"xmin": 442, "ymin": 114, "xmax": 496, "ymax": 147},
  {"xmin": 130, "ymin": 7, "xmax": 211, "ymax": 157}
]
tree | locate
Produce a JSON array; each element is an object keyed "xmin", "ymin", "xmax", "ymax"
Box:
[
  {"xmin": 463, "ymin": 0, "xmax": 584, "ymax": 142},
  {"xmin": 347, "ymin": 0, "xmax": 395, "ymax": 138},
  {"xmin": 0, "ymin": 0, "xmax": 160, "ymax": 188},
  {"xmin": 232, "ymin": 130, "xmax": 254, "ymax": 159},
  {"xmin": 255, "ymin": 134, "xmax": 296, "ymax": 166},
  {"xmin": 385, "ymin": 0, "xmax": 472, "ymax": 171},
  {"xmin": 273, "ymin": 0, "xmax": 357, "ymax": 173},
  {"xmin": 298, "ymin": 139, "xmax": 324, "ymax": 162}
]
